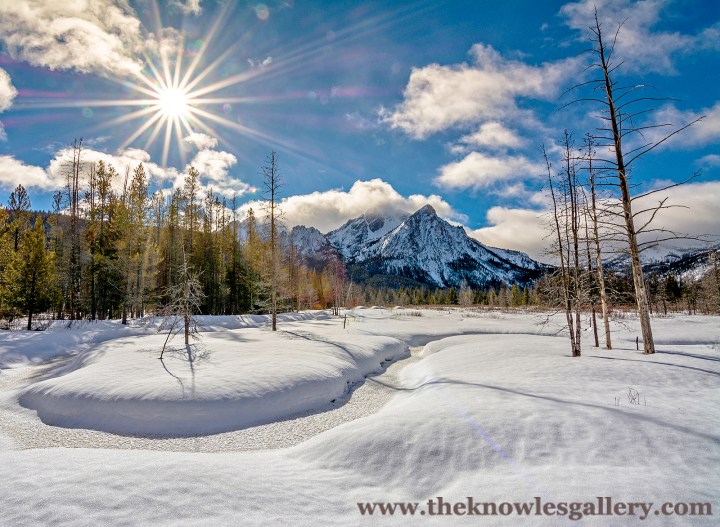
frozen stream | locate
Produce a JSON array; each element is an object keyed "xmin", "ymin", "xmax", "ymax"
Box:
[{"xmin": 0, "ymin": 346, "xmax": 422, "ymax": 453}]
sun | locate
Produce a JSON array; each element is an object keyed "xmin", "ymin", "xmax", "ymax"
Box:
[
  {"xmin": 156, "ymin": 87, "xmax": 189, "ymax": 118},
  {"xmin": 18, "ymin": 1, "xmax": 338, "ymax": 167}
]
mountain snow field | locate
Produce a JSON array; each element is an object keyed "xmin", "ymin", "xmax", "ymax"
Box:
[{"xmin": 0, "ymin": 308, "xmax": 718, "ymax": 526}]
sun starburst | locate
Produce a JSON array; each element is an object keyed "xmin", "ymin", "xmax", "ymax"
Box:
[
  {"xmin": 156, "ymin": 87, "xmax": 190, "ymax": 118},
  {"xmin": 11, "ymin": 0, "xmax": 420, "ymax": 169}
]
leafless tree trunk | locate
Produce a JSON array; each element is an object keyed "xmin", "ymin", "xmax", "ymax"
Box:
[
  {"xmin": 585, "ymin": 136, "xmax": 612, "ymax": 349},
  {"xmin": 544, "ymin": 139, "xmax": 581, "ymax": 357},
  {"xmin": 591, "ymin": 17, "xmax": 656, "ymax": 353},
  {"xmin": 158, "ymin": 249, "xmax": 205, "ymax": 359},
  {"xmin": 262, "ymin": 151, "xmax": 283, "ymax": 331},
  {"xmin": 65, "ymin": 138, "xmax": 83, "ymax": 320}
]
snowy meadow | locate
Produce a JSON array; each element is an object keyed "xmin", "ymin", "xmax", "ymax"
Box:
[{"xmin": 0, "ymin": 308, "xmax": 718, "ymax": 526}]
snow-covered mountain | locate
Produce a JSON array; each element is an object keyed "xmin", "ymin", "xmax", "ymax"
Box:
[
  {"xmin": 326, "ymin": 205, "xmax": 546, "ymax": 288},
  {"xmin": 239, "ymin": 205, "xmax": 546, "ymax": 287},
  {"xmin": 607, "ymin": 244, "xmax": 720, "ymax": 282},
  {"xmin": 327, "ymin": 211, "xmax": 409, "ymax": 259},
  {"xmin": 288, "ymin": 225, "xmax": 339, "ymax": 269}
]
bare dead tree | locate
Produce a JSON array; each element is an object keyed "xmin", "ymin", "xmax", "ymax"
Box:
[
  {"xmin": 63, "ymin": 138, "xmax": 83, "ymax": 320},
  {"xmin": 261, "ymin": 151, "xmax": 283, "ymax": 331},
  {"xmin": 158, "ymin": 249, "xmax": 205, "ymax": 359},
  {"xmin": 543, "ymin": 136, "xmax": 582, "ymax": 357},
  {"xmin": 584, "ymin": 135, "xmax": 612, "ymax": 349},
  {"xmin": 561, "ymin": 10, "xmax": 706, "ymax": 353}
]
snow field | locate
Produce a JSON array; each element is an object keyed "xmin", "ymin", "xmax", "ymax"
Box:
[{"xmin": 0, "ymin": 308, "xmax": 718, "ymax": 526}]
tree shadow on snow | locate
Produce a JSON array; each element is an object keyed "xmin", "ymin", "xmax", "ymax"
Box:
[
  {"xmin": 367, "ymin": 375, "xmax": 719, "ymax": 443},
  {"xmin": 281, "ymin": 330, "xmax": 360, "ymax": 361},
  {"xmin": 154, "ymin": 343, "xmax": 211, "ymax": 398},
  {"xmin": 588, "ymin": 354, "xmax": 720, "ymax": 377},
  {"xmin": 655, "ymin": 349, "xmax": 720, "ymax": 363}
]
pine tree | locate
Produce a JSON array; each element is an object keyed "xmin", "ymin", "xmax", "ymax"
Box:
[
  {"xmin": 7, "ymin": 218, "xmax": 56, "ymax": 330},
  {"xmin": 6, "ymin": 184, "xmax": 31, "ymax": 252}
]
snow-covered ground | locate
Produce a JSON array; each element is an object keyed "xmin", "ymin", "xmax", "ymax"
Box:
[{"xmin": 0, "ymin": 308, "xmax": 718, "ymax": 526}]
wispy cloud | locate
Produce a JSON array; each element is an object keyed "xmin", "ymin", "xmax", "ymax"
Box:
[
  {"xmin": 169, "ymin": 0, "xmax": 202, "ymax": 16},
  {"xmin": 560, "ymin": 0, "xmax": 720, "ymax": 74},
  {"xmin": 646, "ymin": 101, "xmax": 720, "ymax": 147}
]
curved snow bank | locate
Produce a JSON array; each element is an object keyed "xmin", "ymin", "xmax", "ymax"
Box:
[
  {"xmin": 0, "ymin": 311, "xmax": 333, "ymax": 368},
  {"xmin": 19, "ymin": 329, "xmax": 407, "ymax": 436}
]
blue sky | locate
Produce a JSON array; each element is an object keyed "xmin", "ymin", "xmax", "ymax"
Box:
[{"xmin": 0, "ymin": 0, "xmax": 718, "ymax": 260}]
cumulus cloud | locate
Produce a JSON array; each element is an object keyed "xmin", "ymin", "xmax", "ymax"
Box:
[
  {"xmin": 0, "ymin": 156, "xmax": 57, "ymax": 190},
  {"xmin": 468, "ymin": 207, "xmax": 550, "ymax": 262},
  {"xmin": 457, "ymin": 122, "xmax": 522, "ymax": 150},
  {"xmin": 183, "ymin": 132, "xmax": 219, "ymax": 151},
  {"xmin": 560, "ymin": 0, "xmax": 720, "ymax": 74},
  {"xmin": 380, "ymin": 44, "xmax": 576, "ymax": 138},
  {"xmin": 435, "ymin": 151, "xmax": 541, "ymax": 190},
  {"xmin": 631, "ymin": 180, "xmax": 720, "ymax": 249},
  {"xmin": 0, "ymin": 68, "xmax": 17, "ymax": 141},
  {"xmin": 238, "ymin": 178, "xmax": 466, "ymax": 234},
  {"xmin": 169, "ymin": 0, "xmax": 202, "ymax": 15},
  {"xmin": 184, "ymin": 148, "xmax": 249, "ymax": 197},
  {"xmin": 468, "ymin": 180, "xmax": 720, "ymax": 263},
  {"xmin": 0, "ymin": 0, "xmax": 145, "ymax": 77},
  {"xmin": 0, "ymin": 128, "xmax": 250, "ymax": 200},
  {"xmin": 45, "ymin": 146, "xmax": 176, "ymax": 193},
  {"xmin": 0, "ymin": 68, "xmax": 16, "ymax": 113}
]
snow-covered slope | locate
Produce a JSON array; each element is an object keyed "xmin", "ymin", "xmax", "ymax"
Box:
[
  {"xmin": 606, "ymin": 243, "xmax": 719, "ymax": 281},
  {"xmin": 327, "ymin": 211, "xmax": 409, "ymax": 259},
  {"xmin": 331, "ymin": 205, "xmax": 545, "ymax": 288},
  {"xmin": 288, "ymin": 225, "xmax": 338, "ymax": 267}
]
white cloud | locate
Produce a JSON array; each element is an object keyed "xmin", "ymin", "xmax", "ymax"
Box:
[
  {"xmin": 0, "ymin": 134, "xmax": 251, "ymax": 200},
  {"xmin": 238, "ymin": 178, "xmax": 466, "ymax": 233},
  {"xmin": 560, "ymin": 0, "xmax": 720, "ymax": 74},
  {"xmin": 185, "ymin": 149, "xmax": 249, "ymax": 197},
  {"xmin": 0, "ymin": 68, "xmax": 17, "ymax": 141},
  {"xmin": 435, "ymin": 151, "xmax": 541, "ymax": 190},
  {"xmin": 648, "ymin": 101, "xmax": 720, "ymax": 147},
  {"xmin": 45, "ymin": 146, "xmax": 176, "ymax": 193},
  {"xmin": 468, "ymin": 207, "xmax": 550, "ymax": 262},
  {"xmin": 121, "ymin": 148, "xmax": 151, "ymax": 162},
  {"xmin": 458, "ymin": 122, "xmax": 522, "ymax": 150},
  {"xmin": 183, "ymin": 132, "xmax": 219, "ymax": 151},
  {"xmin": 0, "ymin": 156, "xmax": 56, "ymax": 190},
  {"xmin": 0, "ymin": 68, "xmax": 16, "ymax": 113},
  {"xmin": 380, "ymin": 44, "xmax": 576, "ymax": 138},
  {"xmin": 0, "ymin": 0, "xmax": 145, "ymax": 77},
  {"xmin": 619, "ymin": 101, "xmax": 720, "ymax": 155},
  {"xmin": 468, "ymin": 180, "xmax": 720, "ymax": 263},
  {"xmin": 169, "ymin": 0, "xmax": 202, "ymax": 15},
  {"xmin": 631, "ymin": 180, "xmax": 720, "ymax": 250},
  {"xmin": 698, "ymin": 154, "xmax": 720, "ymax": 169}
]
